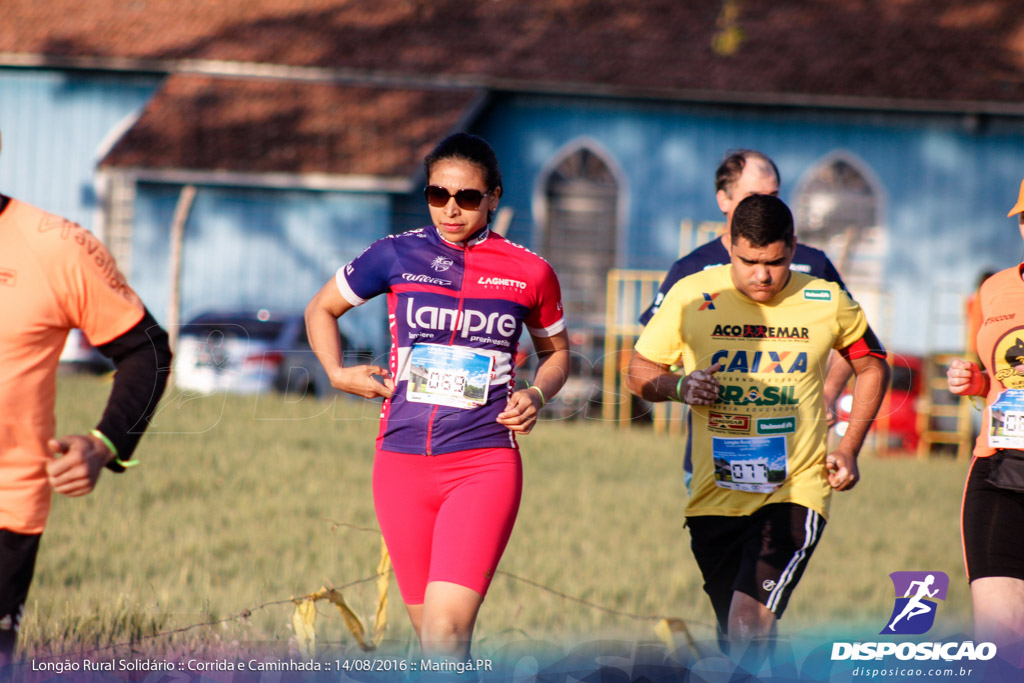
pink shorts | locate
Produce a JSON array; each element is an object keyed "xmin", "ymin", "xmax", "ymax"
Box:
[{"xmin": 372, "ymin": 447, "xmax": 522, "ymax": 604}]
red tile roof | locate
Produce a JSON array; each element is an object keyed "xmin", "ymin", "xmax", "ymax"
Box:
[
  {"xmin": 99, "ymin": 75, "xmax": 480, "ymax": 176},
  {"xmin": 3, "ymin": 0, "xmax": 1022, "ymax": 106},
  {"xmin": 6, "ymin": 0, "xmax": 1021, "ymax": 175}
]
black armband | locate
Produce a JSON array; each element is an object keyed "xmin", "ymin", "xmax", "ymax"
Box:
[
  {"xmin": 839, "ymin": 324, "xmax": 887, "ymax": 361},
  {"xmin": 93, "ymin": 307, "xmax": 173, "ymax": 471}
]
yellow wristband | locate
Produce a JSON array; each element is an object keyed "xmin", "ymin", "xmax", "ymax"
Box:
[
  {"xmin": 528, "ymin": 385, "xmax": 546, "ymax": 407},
  {"xmin": 90, "ymin": 429, "xmax": 139, "ymax": 468}
]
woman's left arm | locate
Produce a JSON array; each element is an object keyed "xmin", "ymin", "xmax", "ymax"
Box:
[{"xmin": 496, "ymin": 329, "xmax": 571, "ymax": 434}]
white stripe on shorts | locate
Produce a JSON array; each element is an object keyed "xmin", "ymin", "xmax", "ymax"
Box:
[{"xmin": 765, "ymin": 507, "xmax": 823, "ymax": 613}]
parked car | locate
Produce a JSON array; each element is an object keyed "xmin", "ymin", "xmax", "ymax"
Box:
[
  {"xmin": 833, "ymin": 353, "xmax": 922, "ymax": 453},
  {"xmin": 173, "ymin": 310, "xmax": 368, "ymax": 398},
  {"xmin": 515, "ymin": 327, "xmax": 617, "ymax": 421},
  {"xmin": 59, "ymin": 328, "xmax": 113, "ymax": 374}
]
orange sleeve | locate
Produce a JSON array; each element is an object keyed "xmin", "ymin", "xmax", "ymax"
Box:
[
  {"xmin": 966, "ymin": 293, "xmax": 983, "ymax": 358},
  {"xmin": 42, "ymin": 218, "xmax": 145, "ymax": 345}
]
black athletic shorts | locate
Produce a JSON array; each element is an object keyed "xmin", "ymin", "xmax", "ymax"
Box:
[
  {"xmin": 687, "ymin": 503, "xmax": 826, "ymax": 633},
  {"xmin": 962, "ymin": 453, "xmax": 1024, "ymax": 582},
  {"xmin": 0, "ymin": 529, "xmax": 41, "ymax": 658}
]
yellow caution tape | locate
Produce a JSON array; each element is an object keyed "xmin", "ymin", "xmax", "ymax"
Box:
[
  {"xmin": 292, "ymin": 598, "xmax": 318, "ymax": 658},
  {"xmin": 320, "ymin": 587, "xmax": 370, "ymax": 650},
  {"xmin": 653, "ymin": 618, "xmax": 701, "ymax": 659},
  {"xmin": 291, "ymin": 535, "xmax": 393, "ymax": 654}
]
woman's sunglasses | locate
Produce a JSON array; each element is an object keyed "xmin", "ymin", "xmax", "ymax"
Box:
[{"xmin": 424, "ymin": 185, "xmax": 491, "ymax": 211}]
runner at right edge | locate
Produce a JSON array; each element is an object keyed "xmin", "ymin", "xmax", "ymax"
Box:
[{"xmin": 947, "ymin": 178, "xmax": 1024, "ymax": 660}]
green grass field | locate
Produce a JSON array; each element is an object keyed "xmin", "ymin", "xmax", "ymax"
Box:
[{"xmin": 19, "ymin": 374, "xmax": 973, "ymax": 661}]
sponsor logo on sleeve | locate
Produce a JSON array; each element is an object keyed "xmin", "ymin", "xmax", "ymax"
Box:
[
  {"xmin": 38, "ymin": 215, "xmax": 135, "ymax": 299},
  {"xmin": 804, "ymin": 289, "xmax": 832, "ymax": 301},
  {"xmin": 698, "ymin": 292, "xmax": 719, "ymax": 310},
  {"xmin": 984, "ymin": 313, "xmax": 1015, "ymax": 326}
]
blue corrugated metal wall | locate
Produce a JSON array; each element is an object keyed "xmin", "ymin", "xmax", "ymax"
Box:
[
  {"xmin": 5, "ymin": 68, "xmax": 1023, "ymax": 356},
  {"xmin": 0, "ymin": 68, "xmax": 158, "ymax": 227},
  {"xmin": 474, "ymin": 94, "xmax": 1024, "ymax": 354},
  {"xmin": 131, "ymin": 184, "xmax": 391, "ymax": 353}
]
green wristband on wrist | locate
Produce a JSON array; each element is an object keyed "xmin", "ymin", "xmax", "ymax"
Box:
[
  {"xmin": 529, "ymin": 385, "xmax": 546, "ymax": 407},
  {"xmin": 90, "ymin": 429, "xmax": 139, "ymax": 468},
  {"xmin": 675, "ymin": 376, "xmax": 686, "ymax": 402}
]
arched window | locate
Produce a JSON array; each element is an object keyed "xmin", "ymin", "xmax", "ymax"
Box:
[
  {"xmin": 538, "ymin": 144, "xmax": 621, "ymax": 329},
  {"xmin": 794, "ymin": 153, "xmax": 886, "ymax": 285}
]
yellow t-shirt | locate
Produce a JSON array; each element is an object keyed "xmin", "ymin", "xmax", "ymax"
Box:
[
  {"xmin": 0, "ymin": 199, "xmax": 144, "ymax": 533},
  {"xmin": 635, "ymin": 265, "xmax": 868, "ymax": 520}
]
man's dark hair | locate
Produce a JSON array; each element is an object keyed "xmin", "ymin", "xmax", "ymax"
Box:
[
  {"xmin": 715, "ymin": 150, "xmax": 780, "ymax": 194},
  {"xmin": 731, "ymin": 194, "xmax": 795, "ymax": 248}
]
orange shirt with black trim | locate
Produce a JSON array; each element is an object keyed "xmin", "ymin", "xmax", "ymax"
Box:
[
  {"xmin": 974, "ymin": 265, "xmax": 1024, "ymax": 458},
  {"xmin": 0, "ymin": 199, "xmax": 144, "ymax": 534}
]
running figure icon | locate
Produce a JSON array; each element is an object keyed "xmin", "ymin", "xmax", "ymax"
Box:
[{"xmin": 888, "ymin": 574, "xmax": 939, "ymax": 631}]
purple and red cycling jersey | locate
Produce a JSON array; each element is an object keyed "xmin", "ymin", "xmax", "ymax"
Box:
[{"xmin": 335, "ymin": 226, "xmax": 565, "ymax": 456}]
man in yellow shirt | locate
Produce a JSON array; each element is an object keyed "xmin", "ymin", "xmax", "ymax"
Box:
[{"xmin": 626, "ymin": 194, "xmax": 888, "ymax": 656}]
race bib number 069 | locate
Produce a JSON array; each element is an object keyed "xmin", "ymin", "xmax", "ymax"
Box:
[{"xmin": 406, "ymin": 343, "xmax": 494, "ymax": 409}]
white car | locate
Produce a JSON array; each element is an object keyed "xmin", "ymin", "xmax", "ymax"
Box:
[
  {"xmin": 173, "ymin": 310, "xmax": 364, "ymax": 397},
  {"xmin": 59, "ymin": 328, "xmax": 113, "ymax": 373}
]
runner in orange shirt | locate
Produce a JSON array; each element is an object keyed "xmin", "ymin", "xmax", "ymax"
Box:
[
  {"xmin": 0, "ymin": 132, "xmax": 171, "ymax": 666},
  {"xmin": 948, "ymin": 178, "xmax": 1024, "ymax": 658},
  {"xmin": 964, "ymin": 269, "xmax": 995, "ymax": 364}
]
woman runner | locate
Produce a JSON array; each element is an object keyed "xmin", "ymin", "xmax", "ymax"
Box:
[{"xmin": 305, "ymin": 133, "xmax": 570, "ymax": 660}]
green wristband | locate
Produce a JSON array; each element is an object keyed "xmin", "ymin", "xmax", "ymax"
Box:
[
  {"xmin": 528, "ymin": 385, "xmax": 546, "ymax": 407},
  {"xmin": 90, "ymin": 429, "xmax": 139, "ymax": 468},
  {"xmin": 676, "ymin": 376, "xmax": 686, "ymax": 403}
]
